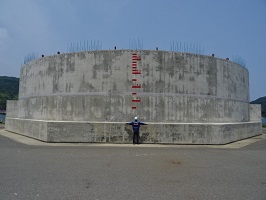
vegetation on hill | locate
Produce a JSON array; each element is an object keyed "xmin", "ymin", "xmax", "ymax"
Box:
[
  {"xmin": 251, "ymin": 96, "xmax": 266, "ymax": 118},
  {"xmin": 0, "ymin": 76, "xmax": 19, "ymax": 110}
]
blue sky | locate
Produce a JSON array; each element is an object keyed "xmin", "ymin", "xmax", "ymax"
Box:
[{"xmin": 0, "ymin": 0, "xmax": 265, "ymax": 100}]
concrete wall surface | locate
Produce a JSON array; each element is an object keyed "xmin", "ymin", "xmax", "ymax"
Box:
[
  {"xmin": 6, "ymin": 50, "xmax": 261, "ymax": 144},
  {"xmin": 7, "ymin": 96, "xmax": 249, "ymax": 123},
  {"xmin": 5, "ymin": 118, "xmax": 48, "ymax": 141},
  {"xmin": 5, "ymin": 117, "xmax": 262, "ymax": 144},
  {"xmin": 250, "ymin": 104, "xmax": 262, "ymax": 121},
  {"xmin": 16, "ymin": 50, "xmax": 249, "ymax": 123}
]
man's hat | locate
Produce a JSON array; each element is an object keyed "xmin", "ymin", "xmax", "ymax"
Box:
[{"xmin": 134, "ymin": 117, "xmax": 138, "ymax": 120}]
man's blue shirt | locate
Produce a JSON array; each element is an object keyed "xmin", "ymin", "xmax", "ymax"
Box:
[{"xmin": 127, "ymin": 121, "xmax": 146, "ymax": 132}]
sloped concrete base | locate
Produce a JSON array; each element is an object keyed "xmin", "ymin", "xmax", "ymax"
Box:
[{"xmin": 5, "ymin": 117, "xmax": 262, "ymax": 144}]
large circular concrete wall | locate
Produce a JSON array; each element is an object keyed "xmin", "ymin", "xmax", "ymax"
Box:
[{"xmin": 17, "ymin": 50, "xmax": 249, "ymax": 123}]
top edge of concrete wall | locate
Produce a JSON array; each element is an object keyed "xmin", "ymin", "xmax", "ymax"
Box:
[{"xmin": 24, "ymin": 49, "xmax": 248, "ymax": 71}]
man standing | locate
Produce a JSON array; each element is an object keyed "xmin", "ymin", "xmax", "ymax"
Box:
[{"xmin": 126, "ymin": 117, "xmax": 147, "ymax": 144}]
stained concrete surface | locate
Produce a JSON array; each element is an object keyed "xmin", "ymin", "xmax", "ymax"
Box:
[
  {"xmin": 0, "ymin": 129, "xmax": 266, "ymax": 200},
  {"xmin": 5, "ymin": 50, "xmax": 262, "ymax": 143},
  {"xmin": 5, "ymin": 118, "xmax": 262, "ymax": 144},
  {"xmin": 12, "ymin": 50, "xmax": 250, "ymax": 123}
]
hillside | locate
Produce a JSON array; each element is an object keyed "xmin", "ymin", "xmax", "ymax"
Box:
[
  {"xmin": 0, "ymin": 76, "xmax": 19, "ymax": 110},
  {"xmin": 251, "ymin": 96, "xmax": 266, "ymax": 117}
]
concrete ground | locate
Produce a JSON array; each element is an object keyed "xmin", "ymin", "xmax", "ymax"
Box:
[{"xmin": 0, "ymin": 127, "xmax": 266, "ymax": 200}]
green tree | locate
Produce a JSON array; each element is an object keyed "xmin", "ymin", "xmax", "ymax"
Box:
[{"xmin": 0, "ymin": 76, "xmax": 19, "ymax": 110}]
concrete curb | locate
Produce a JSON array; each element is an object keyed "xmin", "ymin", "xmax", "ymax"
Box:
[{"xmin": 0, "ymin": 129, "xmax": 265, "ymax": 149}]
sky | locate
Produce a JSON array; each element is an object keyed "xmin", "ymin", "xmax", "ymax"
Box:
[{"xmin": 0, "ymin": 0, "xmax": 265, "ymax": 101}]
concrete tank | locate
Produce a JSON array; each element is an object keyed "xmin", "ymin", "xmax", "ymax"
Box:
[{"xmin": 5, "ymin": 50, "xmax": 262, "ymax": 144}]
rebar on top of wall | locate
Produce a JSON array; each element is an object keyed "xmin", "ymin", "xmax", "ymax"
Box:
[
  {"xmin": 67, "ymin": 40, "xmax": 103, "ymax": 53},
  {"xmin": 170, "ymin": 41, "xmax": 205, "ymax": 55},
  {"xmin": 231, "ymin": 55, "xmax": 246, "ymax": 68},
  {"xmin": 129, "ymin": 38, "xmax": 144, "ymax": 50},
  {"xmin": 23, "ymin": 52, "xmax": 39, "ymax": 64}
]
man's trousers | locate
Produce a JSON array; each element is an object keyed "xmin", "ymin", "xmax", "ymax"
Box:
[{"xmin": 133, "ymin": 131, "xmax": 139, "ymax": 144}]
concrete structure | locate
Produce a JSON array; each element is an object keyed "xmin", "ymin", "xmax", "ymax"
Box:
[{"xmin": 5, "ymin": 50, "xmax": 262, "ymax": 144}]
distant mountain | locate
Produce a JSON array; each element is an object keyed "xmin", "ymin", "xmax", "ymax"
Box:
[
  {"xmin": 0, "ymin": 76, "xmax": 19, "ymax": 110},
  {"xmin": 251, "ymin": 96, "xmax": 266, "ymax": 117}
]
